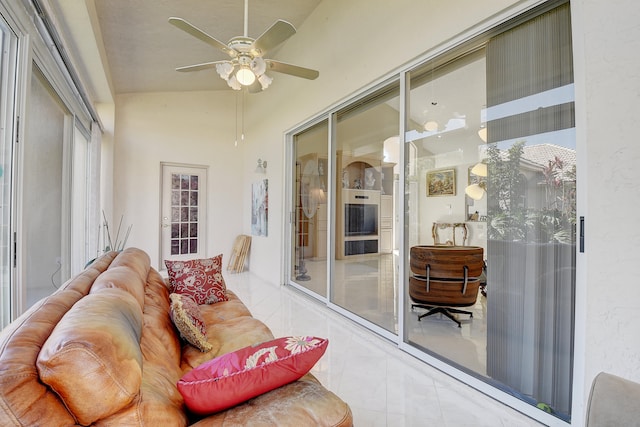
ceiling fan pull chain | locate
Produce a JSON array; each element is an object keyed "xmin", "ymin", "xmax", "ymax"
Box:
[
  {"xmin": 241, "ymin": 90, "xmax": 246, "ymax": 142},
  {"xmin": 235, "ymin": 91, "xmax": 239, "ymax": 146}
]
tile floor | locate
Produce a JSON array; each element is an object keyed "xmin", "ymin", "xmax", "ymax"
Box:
[{"xmin": 225, "ymin": 271, "xmax": 543, "ymax": 427}]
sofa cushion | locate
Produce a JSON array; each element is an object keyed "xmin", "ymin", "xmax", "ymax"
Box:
[
  {"xmin": 90, "ymin": 248, "xmax": 151, "ymax": 307},
  {"xmin": 170, "ymin": 293, "xmax": 212, "ymax": 352},
  {"xmin": 36, "ymin": 288, "xmax": 143, "ymax": 425},
  {"xmin": 97, "ymin": 268, "xmax": 189, "ymax": 426},
  {"xmin": 165, "ymin": 255, "xmax": 228, "ymax": 304},
  {"xmin": 178, "ymin": 336, "xmax": 328, "ymax": 415},
  {"xmin": 0, "ymin": 251, "xmax": 119, "ymax": 427}
]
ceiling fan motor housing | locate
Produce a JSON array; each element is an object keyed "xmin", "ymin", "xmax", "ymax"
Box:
[{"xmin": 169, "ymin": 12, "xmax": 319, "ymax": 92}]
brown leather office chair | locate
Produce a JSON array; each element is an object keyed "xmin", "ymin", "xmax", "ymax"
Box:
[{"xmin": 409, "ymin": 245, "xmax": 484, "ymax": 327}]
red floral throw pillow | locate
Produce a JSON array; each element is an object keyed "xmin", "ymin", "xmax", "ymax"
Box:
[
  {"xmin": 178, "ymin": 336, "xmax": 329, "ymax": 415},
  {"xmin": 169, "ymin": 293, "xmax": 212, "ymax": 352},
  {"xmin": 165, "ymin": 255, "xmax": 228, "ymax": 305}
]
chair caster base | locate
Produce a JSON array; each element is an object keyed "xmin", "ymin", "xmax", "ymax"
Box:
[{"xmin": 412, "ymin": 304, "xmax": 472, "ymax": 328}]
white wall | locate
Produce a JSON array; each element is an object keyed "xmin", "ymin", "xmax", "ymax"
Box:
[
  {"xmin": 570, "ymin": 0, "xmax": 640, "ymax": 422},
  {"xmin": 113, "ymin": 90, "xmax": 244, "ymax": 270},
  {"xmin": 97, "ymin": 102, "xmax": 115, "ymax": 240}
]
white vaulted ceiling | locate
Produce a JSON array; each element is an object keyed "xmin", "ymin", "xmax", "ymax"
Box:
[{"xmin": 46, "ymin": 0, "xmax": 322, "ymax": 101}]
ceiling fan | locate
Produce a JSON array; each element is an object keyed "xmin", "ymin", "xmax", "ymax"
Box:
[{"xmin": 168, "ymin": 0, "xmax": 319, "ymax": 92}]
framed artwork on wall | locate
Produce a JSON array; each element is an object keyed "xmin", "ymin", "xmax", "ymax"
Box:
[
  {"xmin": 427, "ymin": 168, "xmax": 456, "ymax": 197},
  {"xmin": 251, "ymin": 179, "xmax": 268, "ymax": 236}
]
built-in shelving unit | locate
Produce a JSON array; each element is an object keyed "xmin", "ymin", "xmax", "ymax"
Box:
[
  {"xmin": 296, "ymin": 151, "xmax": 395, "ymax": 260},
  {"xmin": 336, "ymin": 151, "xmax": 395, "ymax": 259}
]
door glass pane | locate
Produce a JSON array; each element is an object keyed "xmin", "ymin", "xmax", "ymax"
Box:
[
  {"xmin": 334, "ymin": 83, "xmax": 400, "ymax": 333},
  {"xmin": 71, "ymin": 126, "xmax": 89, "ymax": 275},
  {"xmin": 292, "ymin": 121, "xmax": 328, "ymax": 297},
  {"xmin": 24, "ymin": 67, "xmax": 66, "ymax": 309},
  {"xmin": 161, "ymin": 164, "xmax": 207, "ymax": 263},
  {"xmin": 405, "ymin": 3, "xmax": 575, "ymax": 421},
  {"xmin": 171, "ymin": 173, "xmax": 200, "ymax": 255},
  {"xmin": 0, "ymin": 20, "xmax": 15, "ymax": 329}
]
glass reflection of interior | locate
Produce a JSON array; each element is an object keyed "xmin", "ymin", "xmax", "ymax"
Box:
[
  {"xmin": 293, "ymin": 122, "xmax": 329, "ymax": 298},
  {"xmin": 289, "ymin": 3, "xmax": 575, "ymax": 422},
  {"xmin": 333, "ymin": 84, "xmax": 400, "ymax": 334},
  {"xmin": 406, "ymin": 3, "xmax": 575, "ymax": 421}
]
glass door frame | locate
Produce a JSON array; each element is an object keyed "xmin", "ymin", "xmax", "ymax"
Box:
[
  {"xmin": 0, "ymin": 13, "xmax": 19, "ymax": 329},
  {"xmin": 285, "ymin": 116, "xmax": 333, "ymax": 302},
  {"xmin": 3, "ymin": 0, "xmax": 100, "ymax": 321},
  {"xmin": 282, "ymin": 1, "xmax": 578, "ymax": 424},
  {"xmin": 286, "ymin": 79, "xmax": 405, "ymax": 344}
]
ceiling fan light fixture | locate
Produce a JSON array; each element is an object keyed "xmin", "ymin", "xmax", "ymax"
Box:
[
  {"xmin": 424, "ymin": 120, "xmax": 439, "ymax": 132},
  {"xmin": 236, "ymin": 67, "xmax": 256, "ymax": 86},
  {"xmin": 478, "ymin": 126, "xmax": 488, "ymax": 142},
  {"xmin": 258, "ymin": 73, "xmax": 272, "ymax": 90},
  {"xmin": 227, "ymin": 74, "xmax": 242, "ymax": 90},
  {"xmin": 170, "ymin": 5, "xmax": 319, "ymax": 92},
  {"xmin": 470, "ymin": 162, "xmax": 488, "ymax": 177},
  {"xmin": 251, "ymin": 57, "xmax": 267, "ymax": 75},
  {"xmin": 215, "ymin": 62, "xmax": 234, "ymax": 80},
  {"xmin": 465, "ymin": 183, "xmax": 486, "ymax": 200}
]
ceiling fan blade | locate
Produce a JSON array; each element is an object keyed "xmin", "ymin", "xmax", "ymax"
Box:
[
  {"xmin": 168, "ymin": 17, "xmax": 235, "ymax": 57},
  {"xmin": 176, "ymin": 61, "xmax": 229, "ymax": 73},
  {"xmin": 265, "ymin": 60, "xmax": 319, "ymax": 80},
  {"xmin": 252, "ymin": 20, "xmax": 296, "ymax": 55}
]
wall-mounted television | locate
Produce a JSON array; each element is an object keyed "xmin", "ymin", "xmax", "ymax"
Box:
[{"xmin": 345, "ymin": 203, "xmax": 378, "ymax": 236}]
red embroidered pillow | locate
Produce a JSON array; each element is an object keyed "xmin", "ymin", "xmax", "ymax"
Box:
[
  {"xmin": 178, "ymin": 336, "xmax": 328, "ymax": 415},
  {"xmin": 169, "ymin": 293, "xmax": 212, "ymax": 352},
  {"xmin": 165, "ymin": 255, "xmax": 228, "ymax": 304}
]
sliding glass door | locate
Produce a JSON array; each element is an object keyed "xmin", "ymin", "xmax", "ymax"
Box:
[
  {"xmin": 291, "ymin": 121, "xmax": 329, "ymax": 297},
  {"xmin": 332, "ymin": 83, "xmax": 400, "ymax": 334},
  {"xmin": 404, "ymin": 3, "xmax": 575, "ymax": 421},
  {"xmin": 286, "ymin": 2, "xmax": 575, "ymax": 423},
  {"xmin": 23, "ymin": 66, "xmax": 68, "ymax": 309},
  {"xmin": 289, "ymin": 82, "xmax": 403, "ymax": 338},
  {"xmin": 404, "ymin": 47, "xmax": 490, "ymax": 371},
  {"xmin": 0, "ymin": 18, "xmax": 17, "ymax": 329},
  {"xmin": 484, "ymin": 5, "xmax": 575, "ymax": 418}
]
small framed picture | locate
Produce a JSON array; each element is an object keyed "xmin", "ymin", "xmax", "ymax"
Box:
[{"xmin": 426, "ymin": 168, "xmax": 456, "ymax": 197}]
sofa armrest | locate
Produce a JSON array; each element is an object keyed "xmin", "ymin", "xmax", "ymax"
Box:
[
  {"xmin": 586, "ymin": 372, "xmax": 640, "ymax": 427},
  {"xmin": 190, "ymin": 374, "xmax": 352, "ymax": 427}
]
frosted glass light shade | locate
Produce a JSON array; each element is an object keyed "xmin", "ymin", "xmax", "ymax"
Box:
[
  {"xmin": 470, "ymin": 162, "xmax": 487, "ymax": 177},
  {"xmin": 424, "ymin": 121, "xmax": 438, "ymax": 132},
  {"xmin": 478, "ymin": 127, "xmax": 487, "ymax": 142},
  {"xmin": 236, "ymin": 68, "xmax": 256, "ymax": 85},
  {"xmin": 465, "ymin": 183, "xmax": 485, "ymax": 200},
  {"xmin": 258, "ymin": 73, "xmax": 272, "ymax": 89}
]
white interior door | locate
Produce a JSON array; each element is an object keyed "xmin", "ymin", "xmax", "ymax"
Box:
[{"xmin": 160, "ymin": 163, "xmax": 208, "ymax": 265}]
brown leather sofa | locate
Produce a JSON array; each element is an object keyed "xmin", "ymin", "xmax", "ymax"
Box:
[{"xmin": 0, "ymin": 248, "xmax": 353, "ymax": 426}]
